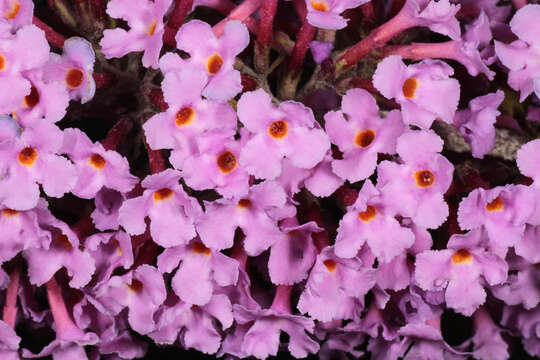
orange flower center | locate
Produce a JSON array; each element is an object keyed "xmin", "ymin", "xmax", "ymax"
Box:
[
  {"xmin": 24, "ymin": 86, "xmax": 39, "ymax": 108},
  {"xmin": 89, "ymin": 154, "xmax": 106, "ymax": 169},
  {"xmin": 0, "ymin": 54, "xmax": 5, "ymax": 72},
  {"xmin": 414, "ymin": 170, "xmax": 435, "ymax": 188},
  {"xmin": 355, "ymin": 129, "xmax": 375, "ymax": 148},
  {"xmin": 66, "ymin": 68, "xmax": 84, "ymax": 88},
  {"xmin": 1, "ymin": 209, "xmax": 19, "ymax": 217},
  {"xmin": 192, "ymin": 241, "xmax": 211, "ymax": 255},
  {"xmin": 486, "ymin": 196, "xmax": 503, "ymax": 212},
  {"xmin": 18, "ymin": 147, "xmax": 37, "ymax": 166},
  {"xmin": 323, "ymin": 259, "xmax": 337, "ymax": 272},
  {"xmin": 358, "ymin": 205, "xmax": 377, "ymax": 222},
  {"xmin": 268, "ymin": 120, "xmax": 288, "ymax": 139},
  {"xmin": 217, "ymin": 150, "xmax": 236, "ymax": 173},
  {"xmin": 451, "ymin": 249, "xmax": 472, "ymax": 264},
  {"xmin": 55, "ymin": 234, "xmax": 73, "ymax": 250},
  {"xmin": 237, "ymin": 199, "xmax": 252, "ymax": 209},
  {"xmin": 402, "ymin": 78, "xmax": 419, "ymax": 99},
  {"xmin": 153, "ymin": 188, "xmax": 174, "ymax": 201},
  {"xmin": 175, "ymin": 106, "xmax": 195, "ymax": 126},
  {"xmin": 127, "ymin": 278, "xmax": 144, "ymax": 292},
  {"xmin": 4, "ymin": 1, "xmax": 20, "ymax": 19},
  {"xmin": 206, "ymin": 53, "xmax": 224, "ymax": 75},
  {"xmin": 147, "ymin": 18, "xmax": 157, "ymax": 36},
  {"xmin": 311, "ymin": 1, "xmax": 328, "ymax": 11}
]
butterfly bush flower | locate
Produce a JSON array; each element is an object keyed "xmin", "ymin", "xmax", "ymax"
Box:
[
  {"xmin": 157, "ymin": 239, "xmax": 238, "ymax": 306},
  {"xmin": 44, "ymin": 37, "xmax": 96, "ymax": 104},
  {"xmin": 118, "ymin": 169, "xmax": 201, "ymax": 248},
  {"xmin": 181, "ymin": 130, "xmax": 250, "ymax": 198},
  {"xmin": 457, "ymin": 184, "xmax": 535, "ymax": 248},
  {"xmin": 0, "ymin": 122, "xmax": 76, "ymax": 211},
  {"xmin": 163, "ymin": 19, "xmax": 249, "ymax": 101},
  {"xmin": 373, "ymin": 55, "xmax": 460, "ymax": 128},
  {"xmin": 517, "ymin": 139, "xmax": 540, "ymax": 225},
  {"xmin": 268, "ymin": 220, "xmax": 321, "ymax": 285},
  {"xmin": 13, "ymin": 67, "xmax": 69, "ymax": 126},
  {"xmin": 143, "ymin": 67, "xmax": 236, "ymax": 169},
  {"xmin": 150, "ymin": 293, "xmax": 233, "ymax": 354},
  {"xmin": 100, "ymin": 0, "xmax": 172, "ymax": 68},
  {"xmin": 305, "ymin": 0, "xmax": 371, "ymax": 30},
  {"xmin": 494, "ymin": 5, "xmax": 540, "ymax": 102},
  {"xmin": 60, "ymin": 128, "xmax": 138, "ymax": 199},
  {"xmin": 453, "ymin": 90, "xmax": 504, "ymax": 158},
  {"xmin": 0, "ymin": 320, "xmax": 20, "ymax": 359},
  {"xmin": 0, "ymin": 0, "xmax": 33, "ymax": 33},
  {"xmin": 325, "ymin": 88, "xmax": 405, "ymax": 183},
  {"xmin": 415, "ymin": 229, "xmax": 508, "ymax": 316},
  {"xmin": 377, "ymin": 130, "xmax": 454, "ymax": 229},
  {"xmin": 309, "ymin": 41, "xmax": 333, "ymax": 64},
  {"xmin": 23, "ymin": 219, "xmax": 96, "ymax": 288},
  {"xmin": 492, "ymin": 256, "xmax": 540, "ymax": 310},
  {"xmin": 237, "ymin": 89, "xmax": 330, "ymax": 180},
  {"xmin": 0, "ymin": 24, "xmax": 49, "ymax": 113},
  {"xmin": 334, "ymin": 180, "xmax": 415, "ymax": 262},
  {"xmin": 501, "ymin": 306, "xmax": 540, "ymax": 357},
  {"xmin": 470, "ymin": 307, "xmax": 509, "ymax": 360},
  {"xmin": 95, "ymin": 265, "xmax": 166, "ymax": 335},
  {"xmin": 400, "ymin": 0, "xmax": 461, "ymax": 40},
  {"xmin": 90, "ymin": 188, "xmax": 125, "ymax": 231},
  {"xmin": 298, "ymin": 246, "xmax": 376, "ymax": 322},
  {"xmin": 196, "ymin": 181, "xmax": 289, "ymax": 256}
]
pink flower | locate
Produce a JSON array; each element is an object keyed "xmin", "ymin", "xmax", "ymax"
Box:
[
  {"xmin": 100, "ymin": 0, "xmax": 172, "ymax": 68},
  {"xmin": 237, "ymin": 89, "xmax": 330, "ymax": 180},
  {"xmin": 325, "ymin": 88, "xmax": 405, "ymax": 183},
  {"xmin": 373, "ymin": 55, "xmax": 460, "ymax": 128},
  {"xmin": 305, "ymin": 0, "xmax": 371, "ymax": 30},
  {"xmin": 0, "ymin": 0, "xmax": 33, "ymax": 33}
]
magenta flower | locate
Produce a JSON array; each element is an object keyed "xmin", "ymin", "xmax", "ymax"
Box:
[
  {"xmin": 494, "ymin": 5, "xmax": 540, "ymax": 102},
  {"xmin": 305, "ymin": 0, "xmax": 370, "ymax": 30},
  {"xmin": 517, "ymin": 139, "xmax": 540, "ymax": 225},
  {"xmin": 181, "ymin": 130, "xmax": 250, "ymax": 198},
  {"xmin": 309, "ymin": 41, "xmax": 333, "ymax": 64},
  {"xmin": 415, "ymin": 229, "xmax": 508, "ymax": 316},
  {"xmin": 325, "ymin": 88, "xmax": 405, "ymax": 183},
  {"xmin": 334, "ymin": 180, "xmax": 415, "ymax": 262},
  {"xmin": 268, "ymin": 220, "xmax": 321, "ymax": 285},
  {"xmin": 143, "ymin": 67, "xmax": 236, "ymax": 169},
  {"xmin": 60, "ymin": 128, "xmax": 138, "ymax": 199},
  {"xmin": 0, "ymin": 0, "xmax": 33, "ymax": 32},
  {"xmin": 401, "ymin": 0, "xmax": 462, "ymax": 40},
  {"xmin": 453, "ymin": 90, "xmax": 504, "ymax": 159},
  {"xmin": 157, "ymin": 239, "xmax": 238, "ymax": 306},
  {"xmin": 164, "ymin": 19, "xmax": 249, "ymax": 101},
  {"xmin": 95, "ymin": 265, "xmax": 166, "ymax": 335},
  {"xmin": 377, "ymin": 130, "xmax": 454, "ymax": 229},
  {"xmin": 237, "ymin": 89, "xmax": 330, "ymax": 180},
  {"xmin": 457, "ymin": 185, "xmax": 535, "ymax": 248},
  {"xmin": 0, "ymin": 122, "xmax": 76, "ymax": 211},
  {"xmin": 0, "ymin": 320, "xmax": 20, "ymax": 359},
  {"xmin": 118, "ymin": 169, "xmax": 201, "ymax": 248},
  {"xmin": 470, "ymin": 307, "xmax": 509, "ymax": 360},
  {"xmin": 373, "ymin": 55, "xmax": 460, "ymax": 128},
  {"xmin": 90, "ymin": 188, "xmax": 125, "ymax": 231},
  {"xmin": 297, "ymin": 246, "xmax": 376, "ymax": 322},
  {"xmin": 100, "ymin": 0, "xmax": 172, "ymax": 68},
  {"xmin": 196, "ymin": 181, "xmax": 288, "ymax": 256},
  {"xmin": 501, "ymin": 306, "xmax": 540, "ymax": 357},
  {"xmin": 44, "ymin": 37, "xmax": 96, "ymax": 104},
  {"xmin": 0, "ymin": 24, "xmax": 49, "ymax": 114}
]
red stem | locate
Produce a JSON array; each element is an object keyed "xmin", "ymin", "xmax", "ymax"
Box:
[
  {"xmin": 33, "ymin": 16, "xmax": 66, "ymax": 48},
  {"xmin": 144, "ymin": 141, "xmax": 166, "ymax": 174},
  {"xmin": 2, "ymin": 266, "xmax": 20, "ymax": 328},
  {"xmin": 92, "ymin": 72, "xmax": 115, "ymax": 88},
  {"xmin": 90, "ymin": 0, "xmax": 105, "ymax": 20},
  {"xmin": 360, "ymin": 2, "xmax": 377, "ymax": 25},
  {"xmin": 256, "ymin": 0, "xmax": 277, "ymax": 52},
  {"xmin": 147, "ymin": 88, "xmax": 169, "ymax": 112},
  {"xmin": 101, "ymin": 118, "xmax": 133, "ymax": 151},
  {"xmin": 212, "ymin": 0, "xmax": 262, "ymax": 37},
  {"xmin": 288, "ymin": 13, "xmax": 316, "ymax": 76},
  {"xmin": 71, "ymin": 213, "xmax": 96, "ymax": 239},
  {"xmin": 45, "ymin": 277, "xmax": 77, "ymax": 336},
  {"xmin": 167, "ymin": 0, "xmax": 195, "ymax": 31}
]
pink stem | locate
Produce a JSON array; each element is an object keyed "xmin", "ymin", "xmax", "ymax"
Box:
[
  {"xmin": 288, "ymin": 12, "xmax": 316, "ymax": 77},
  {"xmin": 45, "ymin": 277, "xmax": 77, "ymax": 336},
  {"xmin": 167, "ymin": 0, "xmax": 195, "ymax": 31},
  {"xmin": 270, "ymin": 285, "xmax": 292, "ymax": 313},
  {"xmin": 382, "ymin": 41, "xmax": 459, "ymax": 61},
  {"xmin": 2, "ymin": 266, "xmax": 20, "ymax": 328},
  {"xmin": 255, "ymin": 0, "xmax": 278, "ymax": 72},
  {"xmin": 33, "ymin": 16, "xmax": 65, "ymax": 48},
  {"xmin": 212, "ymin": 0, "xmax": 262, "ymax": 37}
]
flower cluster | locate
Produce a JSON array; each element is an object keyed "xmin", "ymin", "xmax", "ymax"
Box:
[{"xmin": 0, "ymin": 1, "xmax": 539, "ymax": 359}]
